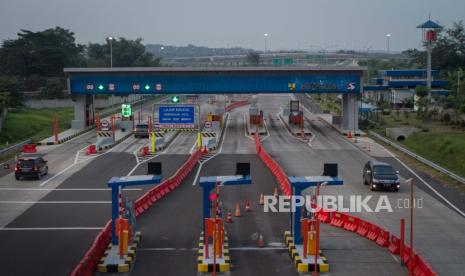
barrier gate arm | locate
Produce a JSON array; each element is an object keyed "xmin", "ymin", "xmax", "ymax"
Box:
[
  {"xmin": 288, "ymin": 176, "xmax": 343, "ymax": 244},
  {"xmin": 108, "ymin": 174, "xmax": 162, "ymax": 245}
]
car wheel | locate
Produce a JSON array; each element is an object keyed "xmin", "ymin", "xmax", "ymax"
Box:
[
  {"xmin": 393, "ymin": 188, "xmax": 399, "ymax": 192},
  {"xmin": 15, "ymin": 175, "xmax": 20, "ymax": 180},
  {"xmin": 370, "ymin": 183, "xmax": 376, "ymax": 191}
]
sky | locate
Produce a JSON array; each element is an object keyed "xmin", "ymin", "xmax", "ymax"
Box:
[{"xmin": 0, "ymin": 0, "xmax": 464, "ymax": 52}]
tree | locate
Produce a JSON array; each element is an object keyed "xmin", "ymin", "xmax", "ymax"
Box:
[
  {"xmin": 40, "ymin": 79, "xmax": 65, "ymax": 99},
  {"xmin": 246, "ymin": 51, "xmax": 260, "ymax": 66},
  {"xmin": 0, "ymin": 76, "xmax": 23, "ymax": 107},
  {"xmin": 86, "ymin": 38, "xmax": 161, "ymax": 67},
  {"xmin": 0, "ymin": 27, "xmax": 85, "ymax": 77}
]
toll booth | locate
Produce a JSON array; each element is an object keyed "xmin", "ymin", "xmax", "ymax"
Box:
[
  {"xmin": 284, "ymin": 163, "xmax": 344, "ymax": 273},
  {"xmin": 249, "ymin": 107, "xmax": 264, "ymax": 127},
  {"xmin": 197, "ymin": 162, "xmax": 251, "ymax": 273}
]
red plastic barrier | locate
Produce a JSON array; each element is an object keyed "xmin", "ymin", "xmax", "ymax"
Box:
[
  {"xmin": 316, "ymin": 209, "xmax": 331, "ymax": 223},
  {"xmin": 254, "ymin": 133, "xmax": 291, "ymax": 196},
  {"xmin": 375, "ymin": 229, "xmax": 390, "ymax": 247},
  {"xmin": 389, "ymin": 235, "xmax": 401, "ymax": 255},
  {"xmin": 225, "ymin": 100, "xmax": 249, "ymax": 112},
  {"xmin": 330, "ymin": 212, "xmax": 345, "ymax": 228},
  {"xmin": 22, "ymin": 144, "xmax": 37, "ymax": 153},
  {"xmin": 356, "ymin": 220, "xmax": 369, "ymax": 237},
  {"xmin": 86, "ymin": 145, "xmax": 97, "ymax": 155},
  {"xmin": 343, "ymin": 215, "xmax": 359, "ymax": 232},
  {"xmin": 366, "ymin": 223, "xmax": 380, "ymax": 241},
  {"xmin": 402, "ymin": 245, "xmax": 413, "ymax": 267}
]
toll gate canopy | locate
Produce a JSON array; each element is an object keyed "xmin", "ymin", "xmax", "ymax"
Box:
[
  {"xmin": 64, "ymin": 66, "xmax": 364, "ymax": 133},
  {"xmin": 64, "ymin": 67, "xmax": 364, "ymax": 95}
]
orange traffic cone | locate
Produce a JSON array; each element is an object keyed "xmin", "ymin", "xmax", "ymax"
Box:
[
  {"xmin": 226, "ymin": 212, "xmax": 233, "ymax": 223},
  {"xmin": 259, "ymin": 193, "xmax": 264, "ymax": 205},
  {"xmin": 274, "ymin": 187, "xmax": 279, "ymax": 197},
  {"xmin": 347, "ymin": 131, "xmax": 353, "ymax": 139},
  {"xmin": 234, "ymin": 202, "xmax": 241, "ymax": 217},
  {"xmin": 245, "ymin": 199, "xmax": 252, "ymax": 212},
  {"xmin": 258, "ymin": 233, "xmax": 265, "ymax": 247}
]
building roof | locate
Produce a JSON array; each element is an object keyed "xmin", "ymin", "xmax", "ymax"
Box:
[
  {"xmin": 417, "ymin": 20, "xmax": 443, "ymax": 29},
  {"xmin": 379, "ymin": 69, "xmax": 439, "ymax": 77}
]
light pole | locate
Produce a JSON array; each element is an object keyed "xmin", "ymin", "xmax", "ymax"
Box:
[
  {"xmin": 264, "ymin": 33, "xmax": 268, "ymax": 54},
  {"xmin": 107, "ymin": 36, "xmax": 115, "ymax": 107},
  {"xmin": 385, "ymin": 34, "xmax": 392, "ymax": 53},
  {"xmin": 108, "ymin": 36, "xmax": 114, "ymax": 68}
]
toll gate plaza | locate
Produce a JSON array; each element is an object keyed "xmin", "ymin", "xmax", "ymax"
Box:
[{"xmin": 0, "ymin": 66, "xmax": 463, "ymax": 276}]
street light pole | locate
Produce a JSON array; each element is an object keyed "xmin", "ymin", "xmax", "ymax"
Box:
[
  {"xmin": 264, "ymin": 33, "xmax": 268, "ymax": 54},
  {"xmin": 108, "ymin": 36, "xmax": 115, "ymax": 108},
  {"xmin": 386, "ymin": 34, "xmax": 391, "ymax": 53},
  {"xmin": 108, "ymin": 36, "xmax": 114, "ymax": 68}
]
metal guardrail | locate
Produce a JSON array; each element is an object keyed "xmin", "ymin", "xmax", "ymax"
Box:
[
  {"xmin": 369, "ymin": 131, "xmax": 465, "ymax": 185},
  {"xmin": 0, "ymin": 139, "xmax": 32, "ymax": 158}
]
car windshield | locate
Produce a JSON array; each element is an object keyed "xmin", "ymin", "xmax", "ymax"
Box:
[
  {"xmin": 136, "ymin": 125, "xmax": 148, "ymax": 129},
  {"xmin": 18, "ymin": 159, "xmax": 34, "ymax": 168},
  {"xmin": 373, "ymin": 165, "xmax": 395, "ymax": 175}
]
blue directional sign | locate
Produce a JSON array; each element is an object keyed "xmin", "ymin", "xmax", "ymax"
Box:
[{"xmin": 159, "ymin": 106, "xmax": 194, "ymax": 124}]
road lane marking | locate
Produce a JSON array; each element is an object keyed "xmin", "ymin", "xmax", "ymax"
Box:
[
  {"xmin": 138, "ymin": 247, "xmax": 288, "ymax": 251},
  {"xmin": 192, "ymin": 161, "xmax": 203, "ymax": 186},
  {"xmin": 39, "ymin": 163, "xmax": 75, "ymax": 186},
  {"xmin": 0, "ymin": 227, "xmax": 103, "ymax": 231},
  {"xmin": 0, "ymin": 188, "xmax": 142, "ymax": 191},
  {"xmin": 0, "ymin": 201, "xmax": 111, "ymax": 204}
]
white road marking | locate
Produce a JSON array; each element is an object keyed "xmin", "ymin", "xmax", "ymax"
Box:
[
  {"xmin": 0, "ymin": 227, "xmax": 103, "ymax": 231},
  {"xmin": 0, "ymin": 201, "xmax": 111, "ymax": 204},
  {"xmin": 192, "ymin": 161, "xmax": 203, "ymax": 186},
  {"xmin": 39, "ymin": 163, "xmax": 75, "ymax": 186},
  {"xmin": 138, "ymin": 247, "xmax": 287, "ymax": 251},
  {"xmin": 0, "ymin": 188, "xmax": 142, "ymax": 191}
]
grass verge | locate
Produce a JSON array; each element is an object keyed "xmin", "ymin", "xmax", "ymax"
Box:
[{"xmin": 0, "ymin": 107, "xmax": 73, "ymax": 148}]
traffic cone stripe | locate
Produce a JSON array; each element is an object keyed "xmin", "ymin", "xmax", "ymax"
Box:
[{"xmin": 234, "ymin": 202, "xmax": 241, "ymax": 217}]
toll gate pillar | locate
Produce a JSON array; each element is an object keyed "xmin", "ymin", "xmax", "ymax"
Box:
[
  {"xmin": 72, "ymin": 94, "xmax": 94, "ymax": 129},
  {"xmin": 342, "ymin": 93, "xmax": 359, "ymax": 135}
]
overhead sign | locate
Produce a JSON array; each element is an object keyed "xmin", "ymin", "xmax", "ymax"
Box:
[{"xmin": 159, "ymin": 106, "xmax": 195, "ymax": 126}]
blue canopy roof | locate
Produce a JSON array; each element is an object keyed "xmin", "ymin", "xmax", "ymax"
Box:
[{"xmin": 417, "ymin": 20, "xmax": 443, "ymax": 29}]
